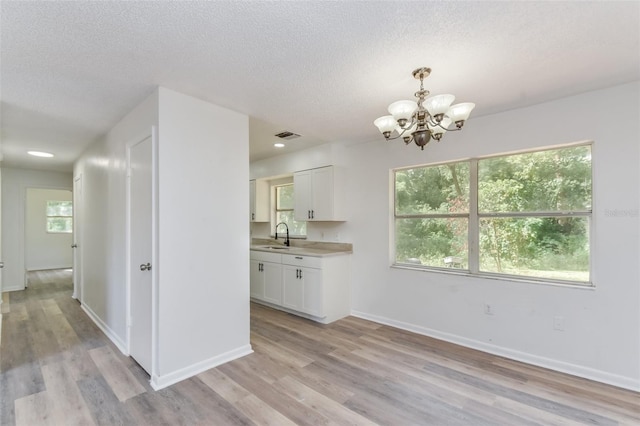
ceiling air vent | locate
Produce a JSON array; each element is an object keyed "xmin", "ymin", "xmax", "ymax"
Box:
[{"xmin": 274, "ymin": 131, "xmax": 301, "ymax": 140}]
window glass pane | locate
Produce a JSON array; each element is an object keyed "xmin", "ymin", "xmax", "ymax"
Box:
[
  {"xmin": 47, "ymin": 217, "xmax": 73, "ymax": 233},
  {"xmin": 478, "ymin": 145, "xmax": 592, "ymax": 213},
  {"xmin": 46, "ymin": 200, "xmax": 73, "ymax": 216},
  {"xmin": 276, "ymin": 211, "xmax": 307, "ymax": 236},
  {"xmin": 396, "ymin": 162, "xmax": 469, "ymax": 215},
  {"xmin": 395, "ymin": 218, "xmax": 468, "ymax": 269},
  {"xmin": 479, "ymin": 216, "xmax": 589, "ymax": 282},
  {"xmin": 276, "ymin": 185, "xmax": 294, "ymax": 210}
]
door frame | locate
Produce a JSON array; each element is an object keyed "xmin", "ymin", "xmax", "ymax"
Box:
[
  {"xmin": 23, "ymin": 185, "xmax": 74, "ymax": 289},
  {"xmin": 125, "ymin": 127, "xmax": 158, "ymax": 377},
  {"xmin": 72, "ymin": 175, "xmax": 83, "ymax": 301}
]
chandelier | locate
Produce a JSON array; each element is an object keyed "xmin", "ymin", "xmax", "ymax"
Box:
[{"xmin": 374, "ymin": 67, "xmax": 475, "ymax": 150}]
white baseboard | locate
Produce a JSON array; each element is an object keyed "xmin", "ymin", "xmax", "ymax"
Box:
[
  {"xmin": 351, "ymin": 310, "xmax": 640, "ymax": 392},
  {"xmin": 2, "ymin": 285, "xmax": 25, "ymax": 292},
  {"xmin": 26, "ymin": 265, "xmax": 73, "ymax": 272},
  {"xmin": 150, "ymin": 344, "xmax": 254, "ymax": 390},
  {"xmin": 81, "ymin": 303, "xmax": 128, "ymax": 355}
]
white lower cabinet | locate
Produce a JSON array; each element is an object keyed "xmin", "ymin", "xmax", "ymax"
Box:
[
  {"xmin": 282, "ymin": 264, "xmax": 322, "ymax": 317},
  {"xmin": 249, "ymin": 259, "xmax": 264, "ymax": 299},
  {"xmin": 250, "ymin": 250, "xmax": 350, "ymax": 324},
  {"xmin": 262, "ymin": 262, "xmax": 282, "ymax": 305},
  {"xmin": 249, "ymin": 251, "xmax": 283, "ymax": 304}
]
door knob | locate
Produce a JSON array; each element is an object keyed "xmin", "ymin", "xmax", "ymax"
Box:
[
  {"xmin": 140, "ymin": 263, "xmax": 151, "ymax": 271},
  {"xmin": 71, "ymin": 244, "xmax": 78, "ymax": 248}
]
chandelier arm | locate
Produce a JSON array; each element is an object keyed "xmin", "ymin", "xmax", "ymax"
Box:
[
  {"xmin": 424, "ymin": 118, "xmax": 462, "ymax": 132},
  {"xmin": 394, "ymin": 117, "xmax": 418, "ymax": 138},
  {"xmin": 386, "ymin": 135, "xmax": 402, "ymax": 141}
]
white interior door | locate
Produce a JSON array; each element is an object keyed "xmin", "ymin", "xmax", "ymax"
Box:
[
  {"xmin": 129, "ymin": 136, "xmax": 153, "ymax": 374},
  {"xmin": 72, "ymin": 176, "xmax": 83, "ymax": 301}
]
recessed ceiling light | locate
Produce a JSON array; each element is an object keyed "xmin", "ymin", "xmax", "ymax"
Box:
[
  {"xmin": 274, "ymin": 143, "xmax": 285, "ymax": 148},
  {"xmin": 28, "ymin": 151, "xmax": 54, "ymax": 158}
]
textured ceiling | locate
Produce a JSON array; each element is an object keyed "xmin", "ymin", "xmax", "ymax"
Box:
[{"xmin": 1, "ymin": 1, "xmax": 639, "ymax": 171}]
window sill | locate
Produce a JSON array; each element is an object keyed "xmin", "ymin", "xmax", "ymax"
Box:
[{"xmin": 391, "ymin": 263, "xmax": 595, "ymax": 290}]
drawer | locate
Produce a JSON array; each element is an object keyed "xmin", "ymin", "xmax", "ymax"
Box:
[
  {"xmin": 281, "ymin": 253, "xmax": 322, "ymax": 269},
  {"xmin": 250, "ymin": 250, "xmax": 282, "ymax": 263}
]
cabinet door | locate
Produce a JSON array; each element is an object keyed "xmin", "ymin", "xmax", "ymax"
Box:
[
  {"xmin": 310, "ymin": 167, "xmax": 333, "ymax": 221},
  {"xmin": 282, "ymin": 264, "xmax": 303, "ymax": 310},
  {"xmin": 250, "ymin": 259, "xmax": 264, "ymax": 300},
  {"xmin": 249, "ymin": 180, "xmax": 256, "ymax": 222},
  {"xmin": 250, "ymin": 179, "xmax": 270, "ymax": 222},
  {"xmin": 262, "ymin": 261, "xmax": 283, "ymax": 305},
  {"xmin": 301, "ymin": 267, "xmax": 323, "ymax": 317},
  {"xmin": 293, "ymin": 170, "xmax": 312, "ymax": 221}
]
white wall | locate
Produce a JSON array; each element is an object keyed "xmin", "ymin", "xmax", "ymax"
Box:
[
  {"xmin": 74, "ymin": 90, "xmax": 159, "ymax": 350},
  {"xmin": 1, "ymin": 168, "xmax": 73, "ymax": 291},
  {"xmin": 250, "ymin": 82, "xmax": 640, "ymax": 391},
  {"xmin": 74, "ymin": 87, "xmax": 250, "ymax": 389},
  {"xmin": 155, "ymin": 88, "xmax": 250, "ymax": 386},
  {"xmin": 25, "ymin": 188, "xmax": 73, "ymax": 271}
]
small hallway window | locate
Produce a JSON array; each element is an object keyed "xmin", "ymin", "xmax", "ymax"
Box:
[{"xmin": 46, "ymin": 200, "xmax": 73, "ymax": 233}]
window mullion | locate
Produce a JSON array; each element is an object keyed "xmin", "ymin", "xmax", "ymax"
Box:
[{"xmin": 468, "ymin": 159, "xmax": 479, "ymax": 274}]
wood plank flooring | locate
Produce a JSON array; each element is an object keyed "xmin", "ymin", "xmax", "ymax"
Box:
[{"xmin": 1, "ymin": 269, "xmax": 639, "ymax": 425}]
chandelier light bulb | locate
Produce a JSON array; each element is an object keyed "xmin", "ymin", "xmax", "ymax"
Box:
[
  {"xmin": 374, "ymin": 115, "xmax": 398, "ymax": 138},
  {"xmin": 446, "ymin": 102, "xmax": 476, "ymax": 128},
  {"xmin": 388, "ymin": 100, "xmax": 418, "ymax": 125},
  {"xmin": 423, "ymin": 94, "xmax": 456, "ymax": 117}
]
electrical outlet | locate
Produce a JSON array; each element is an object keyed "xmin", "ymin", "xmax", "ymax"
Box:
[
  {"xmin": 553, "ymin": 316, "xmax": 564, "ymax": 331},
  {"xmin": 484, "ymin": 304, "xmax": 494, "ymax": 315}
]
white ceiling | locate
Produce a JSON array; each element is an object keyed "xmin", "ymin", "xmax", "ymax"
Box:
[{"xmin": 1, "ymin": 1, "xmax": 638, "ymax": 172}]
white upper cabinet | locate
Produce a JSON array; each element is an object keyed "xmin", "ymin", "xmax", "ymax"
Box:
[
  {"xmin": 293, "ymin": 166, "xmax": 345, "ymax": 221},
  {"xmin": 249, "ymin": 179, "xmax": 269, "ymax": 222}
]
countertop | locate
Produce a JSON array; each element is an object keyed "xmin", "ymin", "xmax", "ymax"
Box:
[{"xmin": 250, "ymin": 239, "xmax": 352, "ymax": 258}]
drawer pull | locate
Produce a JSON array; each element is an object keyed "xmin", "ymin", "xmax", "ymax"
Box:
[{"xmin": 295, "ymin": 256, "xmax": 303, "ymax": 259}]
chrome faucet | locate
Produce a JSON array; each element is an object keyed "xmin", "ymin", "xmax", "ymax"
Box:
[{"xmin": 275, "ymin": 222, "xmax": 290, "ymax": 246}]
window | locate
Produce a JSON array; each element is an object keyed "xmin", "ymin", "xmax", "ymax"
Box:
[
  {"xmin": 46, "ymin": 200, "xmax": 73, "ymax": 233},
  {"xmin": 275, "ymin": 184, "xmax": 306, "ymax": 237},
  {"xmin": 394, "ymin": 143, "xmax": 592, "ymax": 285}
]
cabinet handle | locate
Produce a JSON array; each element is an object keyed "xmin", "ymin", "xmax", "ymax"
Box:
[
  {"xmin": 308, "ymin": 210, "xmax": 311, "ymax": 219},
  {"xmin": 311, "ymin": 210, "xmax": 314, "ymax": 219},
  {"xmin": 295, "ymin": 256, "xmax": 303, "ymax": 259},
  {"xmin": 252, "ymin": 213, "xmax": 255, "ymax": 220},
  {"xmin": 296, "ymin": 269, "xmax": 299, "ymax": 279},
  {"xmin": 259, "ymin": 263, "xmax": 263, "ymax": 272},
  {"xmin": 299, "ymin": 269, "xmax": 303, "ymax": 279}
]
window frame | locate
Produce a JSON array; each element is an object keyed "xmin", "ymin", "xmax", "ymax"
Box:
[
  {"xmin": 46, "ymin": 200, "xmax": 73, "ymax": 234},
  {"xmin": 392, "ymin": 141, "xmax": 593, "ymax": 287},
  {"xmin": 273, "ymin": 183, "xmax": 306, "ymax": 238}
]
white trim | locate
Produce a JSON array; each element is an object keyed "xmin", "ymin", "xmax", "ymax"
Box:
[
  {"xmin": 151, "ymin": 125, "xmax": 159, "ymax": 381},
  {"xmin": 72, "ymin": 173, "xmax": 83, "ymax": 302},
  {"xmin": 150, "ymin": 344, "xmax": 253, "ymax": 391},
  {"xmin": 351, "ymin": 309, "xmax": 640, "ymax": 392},
  {"xmin": 81, "ymin": 303, "xmax": 128, "ymax": 355},
  {"xmin": 26, "ymin": 265, "xmax": 73, "ymax": 272}
]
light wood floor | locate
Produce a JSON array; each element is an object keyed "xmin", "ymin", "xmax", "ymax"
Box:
[{"xmin": 1, "ymin": 270, "xmax": 639, "ymax": 425}]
